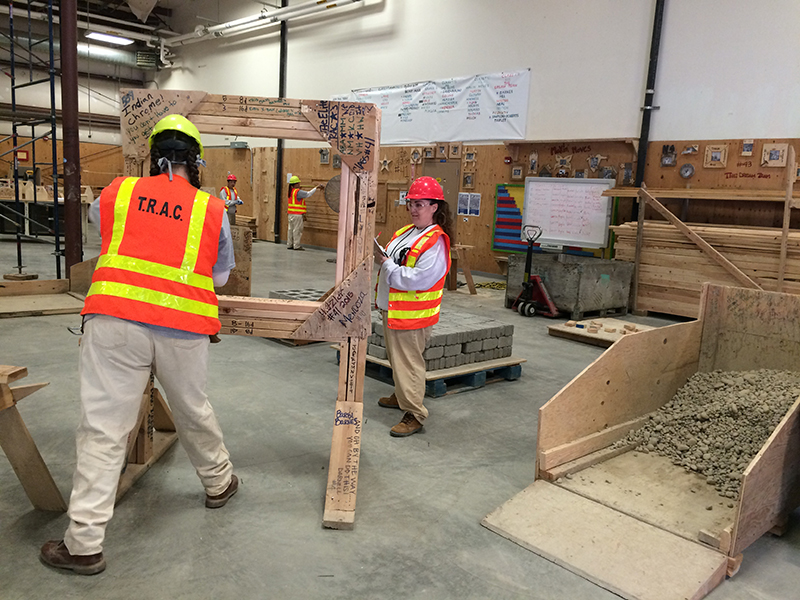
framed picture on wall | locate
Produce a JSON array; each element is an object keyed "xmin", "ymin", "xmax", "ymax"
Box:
[
  {"xmin": 510, "ymin": 165, "xmax": 524, "ymax": 180},
  {"xmin": 319, "ymin": 148, "xmax": 330, "ymax": 164},
  {"xmin": 703, "ymin": 144, "xmax": 728, "ymax": 168},
  {"xmin": 332, "ymin": 154, "xmax": 341, "ymax": 169},
  {"xmin": 462, "ymin": 171, "xmax": 475, "ymax": 189},
  {"xmin": 436, "ymin": 143, "xmax": 448, "ymax": 159},
  {"xmin": 448, "ymin": 143, "xmax": 462, "ymax": 159},
  {"xmin": 761, "ymin": 143, "xmax": 788, "ymax": 167},
  {"xmin": 422, "ymin": 146, "xmax": 435, "ymax": 160},
  {"xmin": 741, "ymin": 139, "xmax": 754, "ymax": 157}
]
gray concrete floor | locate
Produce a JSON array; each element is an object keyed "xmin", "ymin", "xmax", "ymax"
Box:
[{"xmin": 1, "ymin": 232, "xmax": 798, "ymax": 600}]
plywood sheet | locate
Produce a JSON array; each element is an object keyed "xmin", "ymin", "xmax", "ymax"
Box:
[
  {"xmin": 483, "ymin": 480, "xmax": 727, "ymax": 600},
  {"xmin": 557, "ymin": 451, "xmax": 736, "ymax": 546},
  {"xmin": 548, "ymin": 318, "xmax": 655, "ymax": 348},
  {"xmin": 0, "ymin": 293, "xmax": 84, "ymax": 318}
]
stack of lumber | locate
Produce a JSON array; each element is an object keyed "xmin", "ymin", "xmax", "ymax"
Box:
[
  {"xmin": 217, "ymin": 296, "xmax": 320, "ymax": 339},
  {"xmin": 612, "ymin": 221, "xmax": 800, "ymax": 317},
  {"xmin": 234, "ymin": 214, "xmax": 257, "ymax": 235}
]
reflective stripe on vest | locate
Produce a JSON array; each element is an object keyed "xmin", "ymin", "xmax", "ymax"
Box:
[
  {"xmin": 83, "ymin": 176, "xmax": 223, "ymax": 334},
  {"xmin": 386, "ymin": 225, "xmax": 450, "ymax": 330},
  {"xmin": 288, "ymin": 188, "xmax": 306, "ymax": 214}
]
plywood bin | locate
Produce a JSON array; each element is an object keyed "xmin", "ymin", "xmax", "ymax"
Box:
[{"xmin": 484, "ymin": 283, "xmax": 800, "ymax": 600}]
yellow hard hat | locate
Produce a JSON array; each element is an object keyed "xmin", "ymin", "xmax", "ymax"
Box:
[
  {"xmin": 148, "ymin": 114, "xmax": 204, "ymax": 159},
  {"xmin": 289, "ymin": 175, "xmax": 301, "ymax": 184}
]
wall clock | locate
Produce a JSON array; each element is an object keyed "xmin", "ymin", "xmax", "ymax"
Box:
[{"xmin": 679, "ymin": 163, "xmax": 695, "ymax": 179}]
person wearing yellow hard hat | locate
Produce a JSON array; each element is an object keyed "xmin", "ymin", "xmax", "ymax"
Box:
[
  {"xmin": 40, "ymin": 114, "xmax": 238, "ymax": 576},
  {"xmin": 286, "ymin": 174, "xmax": 324, "ymax": 251}
]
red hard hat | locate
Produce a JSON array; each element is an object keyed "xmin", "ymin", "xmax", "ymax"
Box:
[
  {"xmin": 227, "ymin": 174, "xmax": 237, "ymax": 181},
  {"xmin": 406, "ymin": 176, "xmax": 444, "ymax": 201}
]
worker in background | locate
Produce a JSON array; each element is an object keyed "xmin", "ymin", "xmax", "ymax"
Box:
[
  {"xmin": 374, "ymin": 176, "xmax": 452, "ymax": 437},
  {"xmin": 287, "ymin": 175, "xmax": 323, "ymax": 251},
  {"xmin": 220, "ymin": 173, "xmax": 243, "ymax": 226},
  {"xmin": 40, "ymin": 115, "xmax": 238, "ymax": 576}
]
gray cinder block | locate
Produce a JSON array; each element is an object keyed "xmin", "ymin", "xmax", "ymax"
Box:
[
  {"xmin": 368, "ymin": 344, "xmax": 387, "ymax": 360},
  {"xmin": 444, "ymin": 345, "xmax": 461, "ymax": 357},
  {"xmin": 424, "ymin": 346, "xmax": 445, "ymax": 360}
]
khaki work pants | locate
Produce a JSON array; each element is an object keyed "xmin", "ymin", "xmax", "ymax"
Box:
[
  {"xmin": 287, "ymin": 213, "xmax": 304, "ymax": 249},
  {"xmin": 64, "ymin": 316, "xmax": 233, "ymax": 556},
  {"xmin": 382, "ymin": 311, "xmax": 431, "ymax": 423}
]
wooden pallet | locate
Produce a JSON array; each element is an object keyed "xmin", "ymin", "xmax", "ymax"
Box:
[
  {"xmin": 359, "ymin": 354, "xmax": 525, "ymax": 397},
  {"xmin": 548, "ymin": 317, "xmax": 655, "ymax": 348}
]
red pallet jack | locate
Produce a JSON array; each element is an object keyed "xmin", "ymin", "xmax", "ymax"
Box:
[{"xmin": 510, "ymin": 225, "xmax": 560, "ymax": 318}]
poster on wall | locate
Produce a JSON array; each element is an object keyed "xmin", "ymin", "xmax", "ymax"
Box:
[
  {"xmin": 458, "ymin": 193, "xmax": 470, "ymax": 216},
  {"xmin": 469, "ymin": 193, "xmax": 481, "ymax": 216},
  {"xmin": 333, "ymin": 69, "xmax": 531, "ymax": 144}
]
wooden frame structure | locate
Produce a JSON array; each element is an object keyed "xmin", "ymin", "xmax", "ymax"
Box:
[
  {"xmin": 485, "ymin": 283, "xmax": 800, "ymax": 599},
  {"xmin": 120, "ymin": 89, "xmax": 380, "ymax": 529}
]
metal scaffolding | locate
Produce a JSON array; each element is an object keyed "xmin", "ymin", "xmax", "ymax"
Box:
[{"xmin": 1, "ymin": 0, "xmax": 63, "ymax": 278}]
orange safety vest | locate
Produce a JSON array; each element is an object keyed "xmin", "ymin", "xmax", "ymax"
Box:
[
  {"xmin": 220, "ymin": 186, "xmax": 239, "ymax": 204},
  {"xmin": 82, "ymin": 175, "xmax": 225, "ymax": 335},
  {"xmin": 385, "ymin": 224, "xmax": 451, "ymax": 330},
  {"xmin": 287, "ymin": 188, "xmax": 306, "ymax": 215}
]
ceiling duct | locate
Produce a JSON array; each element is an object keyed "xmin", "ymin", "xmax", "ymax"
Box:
[{"xmin": 0, "ymin": 35, "xmax": 158, "ymax": 70}]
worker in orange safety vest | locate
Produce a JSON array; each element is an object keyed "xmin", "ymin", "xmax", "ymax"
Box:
[
  {"xmin": 219, "ymin": 173, "xmax": 243, "ymax": 226},
  {"xmin": 286, "ymin": 174, "xmax": 323, "ymax": 250},
  {"xmin": 39, "ymin": 114, "xmax": 239, "ymax": 576},
  {"xmin": 373, "ymin": 176, "xmax": 452, "ymax": 437}
]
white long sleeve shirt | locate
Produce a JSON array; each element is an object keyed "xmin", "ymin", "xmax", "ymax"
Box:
[{"xmin": 375, "ymin": 225, "xmax": 449, "ymax": 310}]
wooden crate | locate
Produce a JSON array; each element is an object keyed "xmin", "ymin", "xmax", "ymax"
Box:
[{"xmin": 484, "ymin": 283, "xmax": 800, "ymax": 600}]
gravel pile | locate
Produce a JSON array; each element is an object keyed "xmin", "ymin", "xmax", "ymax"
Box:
[{"xmin": 615, "ymin": 369, "xmax": 800, "ymax": 500}]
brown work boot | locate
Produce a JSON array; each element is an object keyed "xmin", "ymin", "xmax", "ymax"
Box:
[
  {"xmin": 40, "ymin": 540, "xmax": 106, "ymax": 575},
  {"xmin": 205, "ymin": 474, "xmax": 239, "ymax": 509},
  {"xmin": 390, "ymin": 412, "xmax": 424, "ymax": 437},
  {"xmin": 378, "ymin": 393, "xmax": 400, "ymax": 409}
]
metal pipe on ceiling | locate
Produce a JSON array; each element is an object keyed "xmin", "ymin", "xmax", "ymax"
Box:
[
  {"xmin": 164, "ymin": 0, "xmax": 364, "ymax": 47},
  {"xmin": 1, "ymin": 5, "xmax": 162, "ymax": 45}
]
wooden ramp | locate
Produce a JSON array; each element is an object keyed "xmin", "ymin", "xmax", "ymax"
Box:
[{"xmin": 482, "ymin": 481, "xmax": 727, "ymax": 600}]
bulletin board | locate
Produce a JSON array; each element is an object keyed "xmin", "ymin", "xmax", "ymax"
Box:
[{"xmin": 522, "ymin": 177, "xmax": 615, "ymax": 248}]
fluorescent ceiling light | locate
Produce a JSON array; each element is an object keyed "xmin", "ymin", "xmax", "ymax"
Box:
[{"xmin": 86, "ymin": 31, "xmax": 135, "ymax": 46}]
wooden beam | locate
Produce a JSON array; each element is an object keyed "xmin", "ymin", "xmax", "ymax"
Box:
[
  {"xmin": 638, "ymin": 189, "xmax": 762, "ymax": 290},
  {"xmin": 0, "ymin": 405, "xmax": 67, "ymax": 511},
  {"xmin": 777, "ymin": 146, "xmax": 797, "ymax": 291}
]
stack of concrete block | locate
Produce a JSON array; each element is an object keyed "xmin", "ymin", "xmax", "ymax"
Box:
[
  {"xmin": 367, "ymin": 310, "xmax": 514, "ymax": 371},
  {"xmin": 268, "ymin": 289, "xmax": 327, "ymax": 301}
]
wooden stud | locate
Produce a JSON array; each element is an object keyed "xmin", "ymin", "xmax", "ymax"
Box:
[{"xmin": 777, "ymin": 146, "xmax": 796, "ymax": 291}]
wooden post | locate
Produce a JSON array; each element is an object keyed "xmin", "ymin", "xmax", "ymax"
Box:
[
  {"xmin": 777, "ymin": 146, "xmax": 796, "ymax": 291},
  {"xmin": 631, "ymin": 193, "xmax": 645, "ymax": 313}
]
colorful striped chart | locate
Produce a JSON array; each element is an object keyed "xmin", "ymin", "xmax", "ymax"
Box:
[{"xmin": 492, "ymin": 184, "xmax": 527, "ymax": 253}]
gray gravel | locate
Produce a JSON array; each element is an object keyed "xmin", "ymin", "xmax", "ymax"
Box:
[{"xmin": 615, "ymin": 369, "xmax": 800, "ymax": 500}]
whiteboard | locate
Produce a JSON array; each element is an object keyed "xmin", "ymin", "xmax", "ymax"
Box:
[
  {"xmin": 521, "ymin": 177, "xmax": 615, "ymax": 248},
  {"xmin": 333, "ymin": 69, "xmax": 530, "ymax": 145}
]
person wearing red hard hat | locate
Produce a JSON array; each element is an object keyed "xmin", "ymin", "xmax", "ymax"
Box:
[
  {"xmin": 220, "ymin": 173, "xmax": 243, "ymax": 226},
  {"xmin": 374, "ymin": 176, "xmax": 453, "ymax": 437},
  {"xmin": 39, "ymin": 114, "xmax": 238, "ymax": 575}
]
